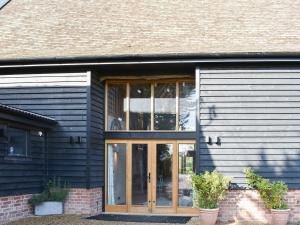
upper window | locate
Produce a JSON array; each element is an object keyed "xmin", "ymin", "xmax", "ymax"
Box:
[
  {"xmin": 129, "ymin": 82, "xmax": 151, "ymax": 130},
  {"xmin": 107, "ymin": 83, "xmax": 127, "ymax": 130},
  {"xmin": 154, "ymin": 82, "xmax": 176, "ymax": 130},
  {"xmin": 106, "ymin": 79, "xmax": 196, "ymax": 131},
  {"xmin": 7, "ymin": 127, "xmax": 29, "ymax": 157}
]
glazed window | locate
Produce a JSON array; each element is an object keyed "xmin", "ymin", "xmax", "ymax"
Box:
[
  {"xmin": 129, "ymin": 83, "xmax": 151, "ymax": 130},
  {"xmin": 107, "ymin": 83, "xmax": 127, "ymax": 130},
  {"xmin": 106, "ymin": 143, "xmax": 127, "ymax": 205},
  {"xmin": 7, "ymin": 127, "xmax": 29, "ymax": 157},
  {"xmin": 154, "ymin": 83, "xmax": 176, "ymax": 130},
  {"xmin": 106, "ymin": 79, "xmax": 195, "ymax": 131},
  {"xmin": 178, "ymin": 143, "xmax": 195, "ymax": 207},
  {"xmin": 179, "ymin": 82, "xmax": 196, "ymax": 131}
]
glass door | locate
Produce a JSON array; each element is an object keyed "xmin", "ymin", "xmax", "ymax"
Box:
[
  {"xmin": 105, "ymin": 140, "xmax": 196, "ymax": 214},
  {"xmin": 151, "ymin": 141, "xmax": 177, "ymax": 214},
  {"xmin": 128, "ymin": 142, "xmax": 151, "ymax": 213}
]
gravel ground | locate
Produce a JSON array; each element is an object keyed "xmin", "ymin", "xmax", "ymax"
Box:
[{"xmin": 3, "ymin": 215, "xmax": 239, "ymax": 225}]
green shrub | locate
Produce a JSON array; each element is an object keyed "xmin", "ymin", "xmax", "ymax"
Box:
[
  {"xmin": 28, "ymin": 177, "xmax": 69, "ymax": 207},
  {"xmin": 191, "ymin": 170, "xmax": 232, "ymax": 209},
  {"xmin": 244, "ymin": 168, "xmax": 288, "ymax": 210}
]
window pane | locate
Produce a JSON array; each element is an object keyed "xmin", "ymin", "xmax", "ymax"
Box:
[
  {"xmin": 156, "ymin": 144, "xmax": 173, "ymax": 206},
  {"xmin": 178, "ymin": 144, "xmax": 195, "ymax": 207},
  {"xmin": 8, "ymin": 128, "xmax": 27, "ymax": 156},
  {"xmin": 107, "ymin": 143, "xmax": 126, "ymax": 205},
  {"xmin": 107, "ymin": 83, "xmax": 127, "ymax": 130},
  {"xmin": 129, "ymin": 83, "xmax": 151, "ymax": 130},
  {"xmin": 132, "ymin": 144, "xmax": 148, "ymax": 205},
  {"xmin": 154, "ymin": 83, "xmax": 176, "ymax": 130},
  {"xmin": 179, "ymin": 82, "xmax": 196, "ymax": 131}
]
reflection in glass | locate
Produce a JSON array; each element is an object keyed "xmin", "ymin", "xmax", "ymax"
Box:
[
  {"xmin": 154, "ymin": 83, "xmax": 176, "ymax": 130},
  {"xmin": 107, "ymin": 84, "xmax": 127, "ymax": 130},
  {"xmin": 130, "ymin": 83, "xmax": 151, "ymax": 130},
  {"xmin": 178, "ymin": 144, "xmax": 195, "ymax": 207},
  {"xmin": 156, "ymin": 144, "xmax": 173, "ymax": 206},
  {"xmin": 8, "ymin": 127, "xmax": 28, "ymax": 156},
  {"xmin": 132, "ymin": 144, "xmax": 148, "ymax": 205},
  {"xmin": 179, "ymin": 82, "xmax": 196, "ymax": 131},
  {"xmin": 107, "ymin": 144, "xmax": 126, "ymax": 205}
]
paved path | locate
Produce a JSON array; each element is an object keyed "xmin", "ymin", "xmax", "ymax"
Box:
[{"xmin": 4, "ymin": 215, "xmax": 237, "ymax": 225}]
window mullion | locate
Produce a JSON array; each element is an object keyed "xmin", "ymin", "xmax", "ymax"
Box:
[
  {"xmin": 126, "ymin": 82, "xmax": 130, "ymax": 131},
  {"xmin": 176, "ymin": 82, "xmax": 179, "ymax": 131}
]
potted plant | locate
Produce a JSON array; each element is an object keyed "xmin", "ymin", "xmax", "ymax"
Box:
[
  {"xmin": 191, "ymin": 170, "xmax": 232, "ymax": 225},
  {"xmin": 245, "ymin": 168, "xmax": 290, "ymax": 225},
  {"xmin": 28, "ymin": 178, "xmax": 69, "ymax": 216}
]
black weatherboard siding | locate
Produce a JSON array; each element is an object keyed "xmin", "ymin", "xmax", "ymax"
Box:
[
  {"xmin": 198, "ymin": 68, "xmax": 300, "ymax": 188},
  {"xmin": 0, "ymin": 126, "xmax": 45, "ymax": 197},
  {"xmin": 0, "ymin": 72, "xmax": 96, "ymax": 194},
  {"xmin": 87, "ymin": 73, "xmax": 105, "ymax": 188}
]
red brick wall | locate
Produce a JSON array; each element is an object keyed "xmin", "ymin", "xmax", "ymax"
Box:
[
  {"xmin": 0, "ymin": 188, "xmax": 102, "ymax": 224},
  {"xmin": 219, "ymin": 190, "xmax": 300, "ymax": 223},
  {"xmin": 0, "ymin": 194, "xmax": 32, "ymax": 224},
  {"xmin": 64, "ymin": 188, "xmax": 102, "ymax": 215}
]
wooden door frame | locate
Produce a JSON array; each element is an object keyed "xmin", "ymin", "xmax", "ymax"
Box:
[
  {"xmin": 127, "ymin": 140, "xmax": 152, "ymax": 213},
  {"xmin": 151, "ymin": 140, "xmax": 178, "ymax": 214},
  {"xmin": 104, "ymin": 139, "xmax": 197, "ymax": 215}
]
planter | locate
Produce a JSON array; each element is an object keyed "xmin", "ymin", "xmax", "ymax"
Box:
[
  {"xmin": 198, "ymin": 208, "xmax": 219, "ymax": 225},
  {"xmin": 34, "ymin": 201, "xmax": 63, "ymax": 216},
  {"xmin": 271, "ymin": 209, "xmax": 290, "ymax": 225}
]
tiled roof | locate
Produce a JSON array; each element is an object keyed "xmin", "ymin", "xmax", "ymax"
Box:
[
  {"xmin": 0, "ymin": 0, "xmax": 300, "ymax": 60},
  {"xmin": 0, "ymin": 104, "xmax": 57, "ymax": 125}
]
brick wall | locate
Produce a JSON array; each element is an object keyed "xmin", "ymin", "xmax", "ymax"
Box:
[
  {"xmin": 0, "ymin": 194, "xmax": 33, "ymax": 224},
  {"xmin": 0, "ymin": 188, "xmax": 102, "ymax": 224},
  {"xmin": 218, "ymin": 190, "xmax": 300, "ymax": 223},
  {"xmin": 64, "ymin": 188, "xmax": 102, "ymax": 215}
]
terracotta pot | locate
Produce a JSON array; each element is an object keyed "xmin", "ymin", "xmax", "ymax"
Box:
[
  {"xmin": 271, "ymin": 209, "xmax": 290, "ymax": 225},
  {"xmin": 198, "ymin": 208, "xmax": 219, "ymax": 225}
]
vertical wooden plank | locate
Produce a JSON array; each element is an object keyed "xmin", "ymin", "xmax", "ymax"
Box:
[
  {"xmin": 104, "ymin": 81, "xmax": 108, "ymax": 131},
  {"xmin": 173, "ymin": 141, "xmax": 179, "ymax": 213}
]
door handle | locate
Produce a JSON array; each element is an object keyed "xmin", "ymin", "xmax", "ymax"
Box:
[{"xmin": 148, "ymin": 172, "xmax": 151, "ymax": 183}]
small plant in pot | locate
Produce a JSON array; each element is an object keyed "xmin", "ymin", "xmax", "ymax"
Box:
[
  {"xmin": 191, "ymin": 170, "xmax": 232, "ymax": 225},
  {"xmin": 28, "ymin": 177, "xmax": 69, "ymax": 216},
  {"xmin": 245, "ymin": 168, "xmax": 289, "ymax": 225}
]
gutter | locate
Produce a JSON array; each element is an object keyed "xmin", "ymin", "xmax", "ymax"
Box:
[{"xmin": 0, "ymin": 52, "xmax": 300, "ymax": 68}]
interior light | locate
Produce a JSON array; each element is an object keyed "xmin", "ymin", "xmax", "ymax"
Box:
[{"xmin": 137, "ymin": 89, "xmax": 142, "ymax": 94}]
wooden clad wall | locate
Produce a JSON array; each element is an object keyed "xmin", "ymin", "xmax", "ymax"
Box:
[
  {"xmin": 0, "ymin": 128, "xmax": 45, "ymax": 196},
  {"xmin": 0, "ymin": 72, "xmax": 90, "ymax": 194},
  {"xmin": 198, "ymin": 69, "xmax": 300, "ymax": 188},
  {"xmin": 87, "ymin": 74, "xmax": 105, "ymax": 188}
]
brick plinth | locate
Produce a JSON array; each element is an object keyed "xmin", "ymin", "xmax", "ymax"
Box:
[
  {"xmin": 0, "ymin": 194, "xmax": 33, "ymax": 224},
  {"xmin": 0, "ymin": 188, "xmax": 102, "ymax": 224},
  {"xmin": 64, "ymin": 188, "xmax": 102, "ymax": 215},
  {"xmin": 218, "ymin": 190, "xmax": 300, "ymax": 223}
]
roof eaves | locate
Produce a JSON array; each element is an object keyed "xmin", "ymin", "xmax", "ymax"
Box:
[
  {"xmin": 0, "ymin": 104, "xmax": 57, "ymax": 127},
  {"xmin": 1, "ymin": 52, "xmax": 300, "ymax": 68}
]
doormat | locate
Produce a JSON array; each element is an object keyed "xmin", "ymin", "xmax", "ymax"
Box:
[{"xmin": 87, "ymin": 214, "xmax": 192, "ymax": 224}]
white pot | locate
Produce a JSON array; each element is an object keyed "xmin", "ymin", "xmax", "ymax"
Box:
[{"xmin": 34, "ymin": 201, "xmax": 63, "ymax": 216}]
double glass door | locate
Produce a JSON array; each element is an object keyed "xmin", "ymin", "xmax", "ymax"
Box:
[{"xmin": 105, "ymin": 140, "xmax": 196, "ymax": 214}]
